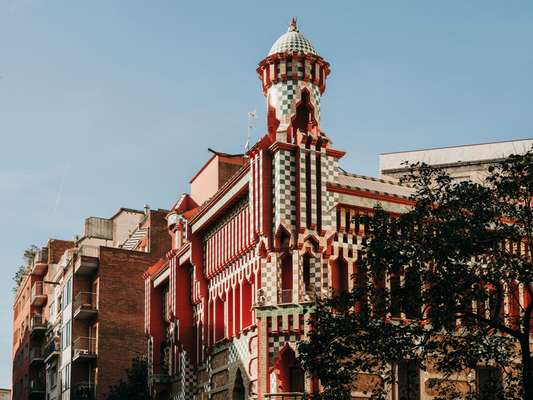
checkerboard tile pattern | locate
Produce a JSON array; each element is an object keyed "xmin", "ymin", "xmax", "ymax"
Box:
[
  {"xmin": 228, "ymin": 331, "xmax": 253, "ymax": 365},
  {"xmin": 176, "ymin": 350, "xmax": 195, "ymax": 400},
  {"xmin": 261, "ymin": 257, "xmax": 277, "ymax": 305},
  {"xmin": 269, "ymin": 31, "xmax": 318, "ymax": 56},
  {"xmin": 323, "ymin": 153, "xmax": 340, "ymax": 231},
  {"xmin": 267, "ymin": 81, "xmax": 321, "ymax": 130},
  {"xmin": 309, "ymin": 255, "xmax": 322, "ymax": 292},
  {"xmin": 268, "ymin": 333, "xmax": 301, "ymax": 364},
  {"xmin": 273, "ymin": 150, "xmax": 296, "ymax": 228}
]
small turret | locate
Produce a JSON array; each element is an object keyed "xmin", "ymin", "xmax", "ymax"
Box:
[{"xmin": 257, "ymin": 18, "xmax": 330, "ymax": 142}]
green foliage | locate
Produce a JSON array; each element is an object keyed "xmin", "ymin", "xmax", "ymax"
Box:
[
  {"xmin": 12, "ymin": 244, "xmax": 38, "ymax": 294},
  {"xmin": 299, "ymin": 149, "xmax": 533, "ymax": 399},
  {"xmin": 106, "ymin": 355, "xmax": 150, "ymax": 400}
]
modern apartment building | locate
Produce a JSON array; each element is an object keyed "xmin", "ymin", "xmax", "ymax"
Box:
[
  {"xmin": 13, "ymin": 206, "xmax": 171, "ymax": 400},
  {"xmin": 12, "ymin": 239, "xmax": 72, "ymax": 400}
]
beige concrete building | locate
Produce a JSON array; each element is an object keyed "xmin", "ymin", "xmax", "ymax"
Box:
[{"xmin": 380, "ymin": 138, "xmax": 533, "ymax": 183}]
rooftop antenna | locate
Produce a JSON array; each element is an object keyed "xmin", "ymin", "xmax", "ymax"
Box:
[{"xmin": 245, "ymin": 110, "xmax": 257, "ymax": 152}]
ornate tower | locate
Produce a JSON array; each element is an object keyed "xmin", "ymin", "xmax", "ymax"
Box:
[{"xmin": 257, "ymin": 18, "xmax": 331, "ymax": 142}]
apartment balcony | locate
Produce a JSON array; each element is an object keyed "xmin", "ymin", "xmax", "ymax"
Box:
[
  {"xmin": 264, "ymin": 394, "xmax": 304, "ymax": 400},
  {"xmin": 72, "ymin": 337, "xmax": 97, "ymax": 362},
  {"xmin": 74, "ymin": 246, "xmax": 99, "ymax": 276},
  {"xmin": 31, "ymin": 247, "xmax": 48, "ymax": 275},
  {"xmin": 43, "ymin": 336, "xmax": 60, "ymax": 363},
  {"xmin": 31, "ymin": 281, "xmax": 47, "ymax": 307},
  {"xmin": 29, "ymin": 347, "xmax": 44, "ymax": 365},
  {"xmin": 29, "ymin": 379, "xmax": 45, "ymax": 395},
  {"xmin": 29, "ymin": 315, "xmax": 46, "ymax": 338},
  {"xmin": 73, "ymin": 292, "xmax": 98, "ymax": 320},
  {"xmin": 278, "ymin": 289, "xmax": 293, "ymax": 305},
  {"xmin": 72, "ymin": 382, "xmax": 96, "ymax": 400}
]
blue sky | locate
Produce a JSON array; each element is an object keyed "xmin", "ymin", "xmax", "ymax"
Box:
[{"xmin": 0, "ymin": 0, "xmax": 532, "ymax": 388}]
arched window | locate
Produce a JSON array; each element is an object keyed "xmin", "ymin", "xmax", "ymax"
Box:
[
  {"xmin": 302, "ymin": 253, "xmax": 311, "ymax": 293},
  {"xmin": 214, "ymin": 295, "xmax": 225, "ymax": 342},
  {"xmin": 280, "ymin": 254, "xmax": 293, "ymax": 304},
  {"xmin": 232, "ymin": 369, "xmax": 245, "ymax": 400},
  {"xmin": 275, "ymin": 345, "xmax": 305, "ymax": 393},
  {"xmin": 291, "ymin": 89, "xmax": 316, "ymax": 134},
  {"xmin": 331, "ymin": 256, "xmax": 348, "ymax": 294},
  {"xmin": 242, "ymin": 278, "xmax": 252, "ymax": 328}
]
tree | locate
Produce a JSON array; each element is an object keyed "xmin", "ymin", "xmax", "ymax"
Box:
[
  {"xmin": 298, "ymin": 149, "xmax": 533, "ymax": 399},
  {"xmin": 106, "ymin": 355, "xmax": 150, "ymax": 400},
  {"xmin": 12, "ymin": 244, "xmax": 38, "ymax": 294}
]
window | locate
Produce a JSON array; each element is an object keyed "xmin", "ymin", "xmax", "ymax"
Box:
[
  {"xmin": 62, "ymin": 276, "xmax": 72, "ymax": 310},
  {"xmin": 61, "ymin": 364, "xmax": 70, "ymax": 392},
  {"xmin": 477, "ymin": 367, "xmax": 502, "ymax": 399},
  {"xmin": 49, "ymin": 365, "xmax": 57, "ymax": 388},
  {"xmin": 61, "ymin": 321, "xmax": 71, "ymax": 350},
  {"xmin": 397, "ymin": 360, "xmax": 420, "ymax": 400},
  {"xmin": 303, "ymin": 254, "xmax": 311, "ymax": 292}
]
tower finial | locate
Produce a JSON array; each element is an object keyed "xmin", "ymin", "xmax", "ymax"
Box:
[{"xmin": 288, "ymin": 17, "xmax": 298, "ymax": 32}]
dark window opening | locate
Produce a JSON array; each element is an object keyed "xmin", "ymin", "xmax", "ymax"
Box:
[
  {"xmin": 397, "ymin": 360, "xmax": 420, "ymax": 400},
  {"xmin": 477, "ymin": 367, "xmax": 503, "ymax": 400},
  {"xmin": 303, "ymin": 254, "xmax": 311, "ymax": 292}
]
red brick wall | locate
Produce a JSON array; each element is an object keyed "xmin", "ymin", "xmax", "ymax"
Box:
[
  {"xmin": 94, "ymin": 210, "xmax": 171, "ymax": 398},
  {"xmin": 47, "ymin": 239, "xmax": 74, "ymax": 264}
]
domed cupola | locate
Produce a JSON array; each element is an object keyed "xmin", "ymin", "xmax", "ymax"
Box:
[{"xmin": 257, "ymin": 18, "xmax": 330, "ymax": 142}]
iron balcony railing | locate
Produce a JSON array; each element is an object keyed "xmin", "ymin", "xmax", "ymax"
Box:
[
  {"xmin": 33, "ymin": 247, "xmax": 48, "ymax": 264},
  {"xmin": 278, "ymin": 289, "xmax": 293, "ymax": 304},
  {"xmin": 73, "ymin": 292, "xmax": 98, "ymax": 313},
  {"xmin": 30, "ymin": 314, "xmax": 46, "ymax": 331},
  {"xmin": 29, "ymin": 379, "xmax": 45, "ymax": 392},
  {"xmin": 43, "ymin": 336, "xmax": 60, "ymax": 360},
  {"xmin": 31, "ymin": 281, "xmax": 46, "ymax": 303},
  {"xmin": 30, "ymin": 346, "xmax": 43, "ymax": 362},
  {"xmin": 73, "ymin": 336, "xmax": 97, "ymax": 359}
]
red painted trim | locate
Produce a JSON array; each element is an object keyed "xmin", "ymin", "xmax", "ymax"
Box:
[
  {"xmin": 325, "ymin": 148, "xmax": 346, "ymax": 158},
  {"xmin": 327, "ymin": 183, "xmax": 414, "ymax": 206}
]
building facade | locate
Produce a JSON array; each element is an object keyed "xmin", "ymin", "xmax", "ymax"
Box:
[
  {"xmin": 144, "ymin": 20, "xmax": 417, "ymax": 400},
  {"xmin": 380, "ymin": 138, "xmax": 533, "ymax": 183},
  {"xmin": 12, "ymin": 239, "xmax": 72, "ymax": 400},
  {"xmin": 13, "ymin": 207, "xmax": 172, "ymax": 400},
  {"xmin": 144, "ymin": 20, "xmax": 533, "ymax": 400}
]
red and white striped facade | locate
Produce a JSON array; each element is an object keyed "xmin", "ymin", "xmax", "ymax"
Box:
[{"xmin": 144, "ymin": 20, "xmax": 414, "ymax": 400}]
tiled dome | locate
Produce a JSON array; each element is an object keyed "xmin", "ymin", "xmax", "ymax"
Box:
[{"xmin": 268, "ymin": 19, "xmax": 318, "ymax": 56}]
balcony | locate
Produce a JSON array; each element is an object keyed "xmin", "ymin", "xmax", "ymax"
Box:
[
  {"xmin": 31, "ymin": 247, "xmax": 48, "ymax": 275},
  {"xmin": 73, "ymin": 292, "xmax": 98, "ymax": 320},
  {"xmin": 264, "ymin": 394, "xmax": 304, "ymax": 400},
  {"xmin": 43, "ymin": 336, "xmax": 60, "ymax": 363},
  {"xmin": 31, "ymin": 281, "xmax": 47, "ymax": 307},
  {"xmin": 29, "ymin": 347, "xmax": 44, "ymax": 365},
  {"xmin": 29, "ymin": 315, "xmax": 46, "ymax": 337},
  {"xmin": 72, "ymin": 382, "xmax": 96, "ymax": 400},
  {"xmin": 29, "ymin": 379, "xmax": 45, "ymax": 394},
  {"xmin": 74, "ymin": 246, "xmax": 99, "ymax": 276},
  {"xmin": 278, "ymin": 289, "xmax": 293, "ymax": 304},
  {"xmin": 73, "ymin": 337, "xmax": 97, "ymax": 362}
]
